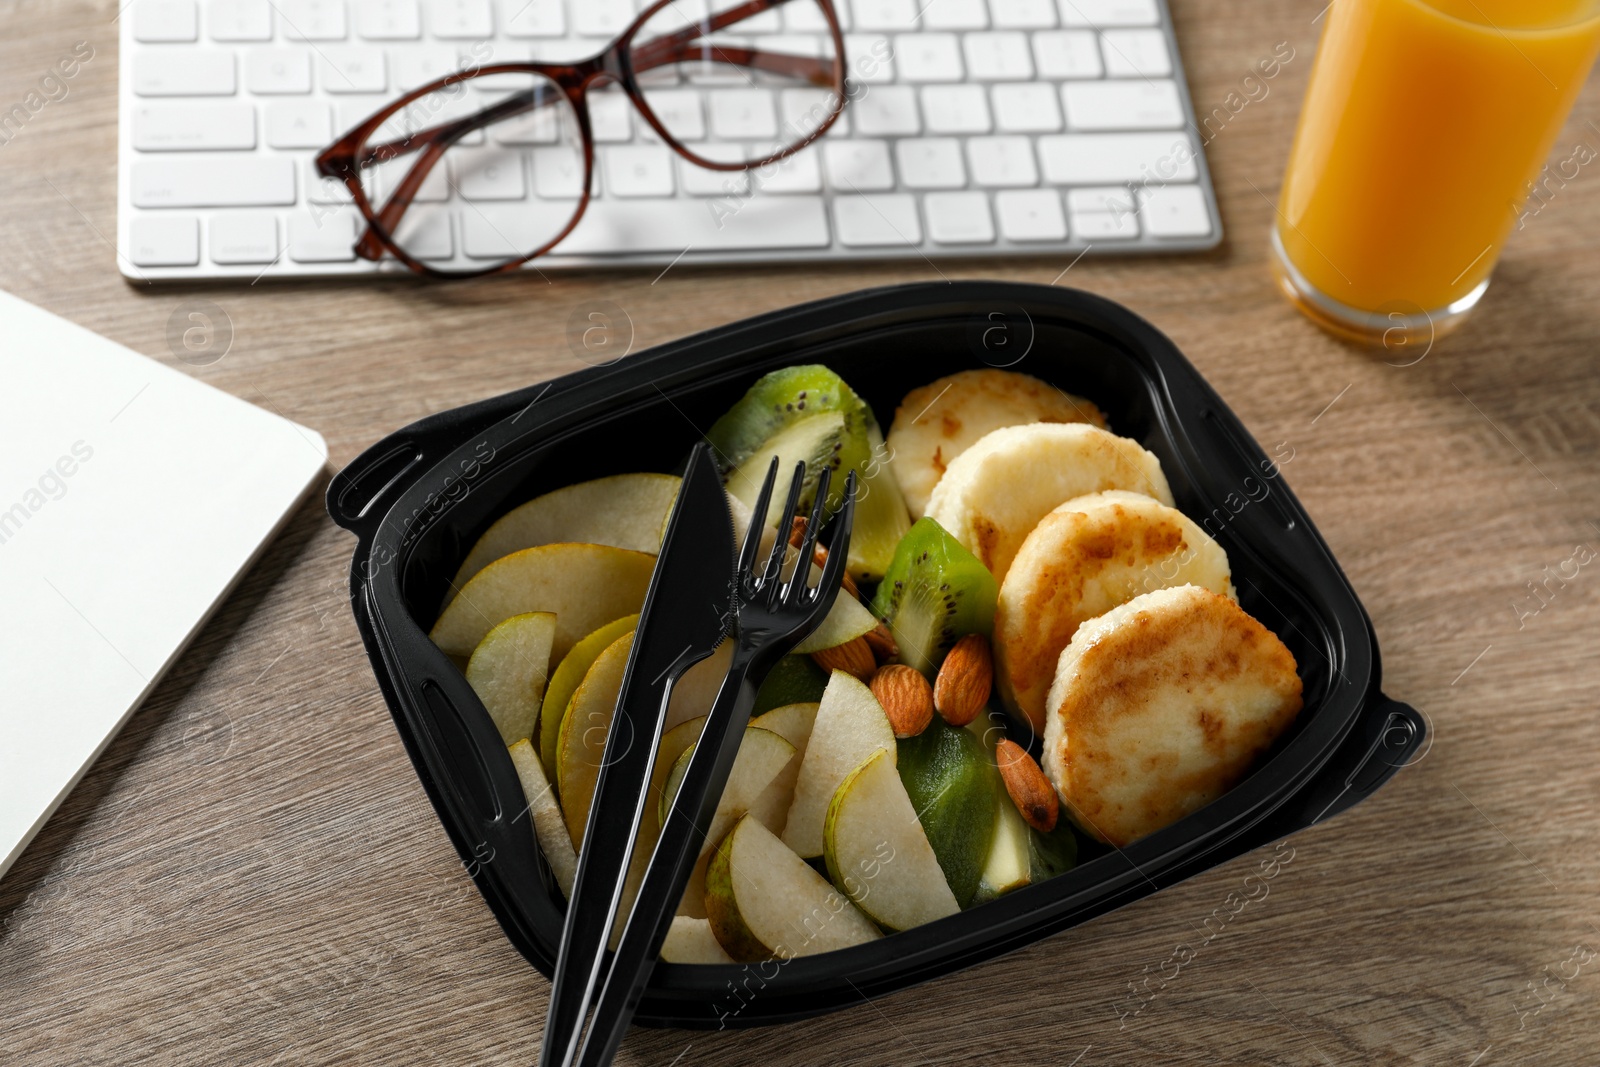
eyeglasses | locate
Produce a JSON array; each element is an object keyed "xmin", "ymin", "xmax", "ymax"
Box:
[{"xmin": 314, "ymin": 0, "xmax": 848, "ymax": 280}]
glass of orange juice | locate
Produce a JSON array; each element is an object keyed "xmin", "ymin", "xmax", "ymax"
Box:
[{"xmin": 1274, "ymin": 0, "xmax": 1600, "ymax": 346}]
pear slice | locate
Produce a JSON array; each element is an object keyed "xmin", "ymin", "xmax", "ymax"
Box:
[
  {"xmin": 845, "ymin": 420, "xmax": 912, "ymax": 585},
  {"xmin": 747, "ymin": 702, "xmax": 820, "ymax": 837},
  {"xmin": 608, "ymin": 715, "xmax": 706, "ymax": 945},
  {"xmin": 449, "ymin": 473, "xmax": 680, "ymax": 598},
  {"xmin": 430, "ymin": 543, "xmax": 655, "ymax": 661},
  {"xmin": 707, "ymin": 814, "xmax": 882, "ymax": 961},
  {"xmin": 824, "ymin": 749, "xmax": 959, "ymax": 931},
  {"xmin": 508, "ymin": 738, "xmax": 577, "ymax": 898},
  {"xmin": 660, "ymin": 916, "xmax": 734, "ymax": 964},
  {"xmin": 465, "ymin": 612, "xmax": 556, "ymax": 746},
  {"xmin": 966, "ymin": 713, "xmax": 1032, "ymax": 904},
  {"xmin": 658, "ymin": 727, "xmax": 796, "ymax": 857},
  {"xmin": 538, "ymin": 614, "xmax": 638, "ymax": 785},
  {"xmin": 781, "ymin": 672, "xmax": 895, "ymax": 859},
  {"xmin": 556, "ymin": 632, "xmax": 632, "ymax": 849}
]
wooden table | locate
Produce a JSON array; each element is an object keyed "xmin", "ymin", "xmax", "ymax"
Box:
[{"xmin": 5, "ymin": 2, "xmax": 1599, "ymax": 1063}]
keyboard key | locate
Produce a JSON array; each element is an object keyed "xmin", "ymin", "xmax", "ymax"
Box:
[
  {"xmin": 1063, "ymin": 80, "xmax": 1183, "ymax": 129},
  {"xmin": 289, "ymin": 209, "xmax": 359, "ymax": 260},
  {"xmin": 134, "ymin": 1, "xmax": 198, "ymax": 42},
  {"xmin": 1138, "ymin": 183, "xmax": 1211, "ymax": 237},
  {"xmin": 921, "ymin": 0, "xmax": 986, "ymax": 30},
  {"xmin": 783, "ymin": 1, "xmax": 835, "ymax": 33},
  {"xmin": 925, "ymin": 190, "xmax": 994, "ymax": 243},
  {"xmin": 494, "ymin": 102, "xmax": 565, "ymax": 144},
  {"xmin": 390, "ymin": 45, "xmax": 459, "ymax": 89},
  {"xmin": 845, "ymin": 34, "xmax": 896, "ymax": 83},
  {"xmin": 853, "ymin": 85, "xmax": 919, "ymax": 135},
  {"xmin": 824, "ymin": 139, "xmax": 894, "ymax": 191},
  {"xmin": 995, "ymin": 187, "xmax": 1066, "ymax": 240},
  {"xmin": 678, "ymin": 144, "xmax": 749, "ymax": 196},
  {"xmin": 603, "ymin": 145, "xmax": 675, "ymax": 197},
  {"xmin": 920, "ymin": 84, "xmax": 990, "ymax": 133},
  {"xmin": 277, "ymin": 0, "xmax": 349, "ymax": 40},
  {"xmin": 1056, "ymin": 0, "xmax": 1157, "ymax": 26},
  {"xmin": 1068, "ymin": 185, "xmax": 1138, "ymax": 238},
  {"xmin": 554, "ymin": 196, "xmax": 830, "ymax": 253},
  {"xmin": 895, "ymin": 138, "xmax": 964, "ymax": 189},
  {"xmin": 852, "ymin": 0, "xmax": 918, "ymax": 31},
  {"xmin": 590, "ymin": 88, "xmax": 635, "ymax": 141},
  {"xmin": 1039, "ymin": 131, "xmax": 1196, "ymax": 182},
  {"xmin": 308, "ymin": 159, "xmax": 358, "ymax": 202},
  {"xmin": 133, "ymin": 50, "xmax": 236, "ymax": 96},
  {"xmin": 532, "ymin": 145, "xmax": 588, "ymax": 197},
  {"xmin": 711, "ymin": 89, "xmax": 778, "ymax": 140},
  {"xmin": 571, "ymin": 0, "xmax": 632, "ymax": 38},
  {"xmin": 966, "ymin": 134, "xmax": 1036, "ymax": 186},
  {"xmin": 266, "ymin": 100, "xmax": 333, "ymax": 146},
  {"xmin": 502, "ymin": 0, "xmax": 564, "ymax": 36},
  {"xmin": 1032, "ymin": 29, "xmax": 1101, "ymax": 78},
  {"xmin": 129, "ymin": 216, "xmax": 201, "ymax": 266},
  {"xmin": 336, "ymin": 95, "xmax": 393, "ymax": 132},
  {"xmin": 133, "ymin": 103, "xmax": 256, "ymax": 150},
  {"xmin": 132, "ymin": 157, "xmax": 296, "ymax": 206},
  {"xmin": 781, "ymin": 88, "xmax": 848, "ymax": 137},
  {"xmin": 753, "ymin": 147, "xmax": 823, "ymax": 193},
  {"xmin": 895, "ymin": 33, "xmax": 963, "ymax": 82},
  {"xmin": 358, "ymin": 0, "xmax": 423, "ymax": 38},
  {"xmin": 462, "ymin": 202, "xmax": 577, "ymax": 256},
  {"xmin": 455, "ymin": 147, "xmax": 528, "ymax": 198},
  {"xmin": 642, "ymin": 89, "xmax": 705, "ymax": 141},
  {"xmin": 318, "ymin": 47, "xmax": 389, "ymax": 92},
  {"xmin": 393, "ymin": 207, "xmax": 455, "ymax": 258},
  {"xmin": 247, "ymin": 48, "xmax": 314, "ymax": 93},
  {"xmin": 210, "ymin": 212, "xmax": 282, "ymax": 263},
  {"xmin": 991, "ymin": 82, "xmax": 1060, "ymax": 132},
  {"xmin": 989, "ymin": 0, "xmax": 1055, "ymax": 29},
  {"xmin": 1100, "ymin": 27, "xmax": 1171, "ymax": 76},
  {"xmin": 833, "ymin": 193, "xmax": 921, "ymax": 245},
  {"xmin": 209, "ymin": 0, "xmax": 272, "ymax": 39},
  {"xmin": 962, "ymin": 32, "xmax": 1032, "ymax": 80}
]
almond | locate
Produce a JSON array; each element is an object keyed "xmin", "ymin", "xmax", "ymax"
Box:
[
  {"xmin": 996, "ymin": 738, "xmax": 1059, "ymax": 832},
  {"xmin": 933, "ymin": 633, "xmax": 992, "ymax": 727},
  {"xmin": 870, "ymin": 664, "xmax": 934, "ymax": 738},
  {"xmin": 862, "ymin": 620, "xmax": 899, "ymax": 663},
  {"xmin": 810, "ymin": 636, "xmax": 875, "ymax": 682},
  {"xmin": 789, "ymin": 515, "xmax": 858, "ymax": 597}
]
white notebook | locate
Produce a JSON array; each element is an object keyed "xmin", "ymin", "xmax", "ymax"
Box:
[{"xmin": 0, "ymin": 290, "xmax": 326, "ymax": 881}]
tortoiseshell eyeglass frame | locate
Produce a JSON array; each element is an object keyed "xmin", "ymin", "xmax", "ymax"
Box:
[{"xmin": 314, "ymin": 0, "xmax": 848, "ymax": 280}]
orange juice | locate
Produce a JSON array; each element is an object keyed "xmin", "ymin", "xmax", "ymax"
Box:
[{"xmin": 1275, "ymin": 0, "xmax": 1600, "ymax": 343}]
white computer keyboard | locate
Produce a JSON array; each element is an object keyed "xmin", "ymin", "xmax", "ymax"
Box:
[{"xmin": 117, "ymin": 0, "xmax": 1222, "ymax": 280}]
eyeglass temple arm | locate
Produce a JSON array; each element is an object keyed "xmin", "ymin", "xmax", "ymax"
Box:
[{"xmin": 352, "ymin": 87, "xmax": 559, "ymax": 260}]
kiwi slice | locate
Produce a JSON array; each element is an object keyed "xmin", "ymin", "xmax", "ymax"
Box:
[
  {"xmin": 753, "ymin": 655, "xmax": 829, "ymax": 716},
  {"xmin": 896, "ymin": 721, "xmax": 997, "ymax": 909},
  {"xmin": 872, "ymin": 518, "xmax": 998, "ymax": 676},
  {"xmin": 706, "ymin": 365, "xmax": 872, "ymax": 515},
  {"xmin": 846, "ymin": 419, "xmax": 912, "ymax": 585}
]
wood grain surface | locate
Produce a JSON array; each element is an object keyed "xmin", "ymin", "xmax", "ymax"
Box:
[{"xmin": 4, "ymin": 2, "xmax": 1599, "ymax": 1064}]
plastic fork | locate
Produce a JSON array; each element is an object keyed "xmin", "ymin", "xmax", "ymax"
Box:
[{"xmin": 563, "ymin": 458, "xmax": 857, "ymax": 1067}]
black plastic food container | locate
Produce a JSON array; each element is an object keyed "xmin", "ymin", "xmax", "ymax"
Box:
[{"xmin": 327, "ymin": 281, "xmax": 1424, "ymax": 1028}]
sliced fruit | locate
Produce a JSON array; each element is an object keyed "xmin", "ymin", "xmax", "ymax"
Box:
[
  {"xmin": 996, "ymin": 489, "xmax": 1234, "ymax": 734},
  {"xmin": 791, "ymin": 592, "xmax": 877, "ymax": 655},
  {"xmin": 846, "ymin": 420, "xmax": 912, "ymax": 584},
  {"xmin": 782, "ymin": 671, "xmax": 896, "ymax": 859},
  {"xmin": 665, "ymin": 640, "xmax": 734, "ymax": 733},
  {"xmin": 824, "ymin": 749, "xmax": 960, "ymax": 931},
  {"xmin": 870, "ymin": 517, "xmax": 998, "ymax": 677},
  {"xmin": 449, "ymin": 473, "xmax": 680, "ymax": 597},
  {"xmin": 657, "ymin": 727, "xmax": 796, "ymax": 857},
  {"xmin": 465, "ymin": 611, "xmax": 556, "ymax": 746},
  {"xmin": 1043, "ymin": 585, "xmax": 1302, "ymax": 847},
  {"xmin": 747, "ymin": 702, "xmax": 821, "ymax": 837},
  {"xmin": 555, "ymin": 632, "xmax": 632, "ymax": 849},
  {"xmin": 966, "ymin": 712, "xmax": 1031, "ymax": 904},
  {"xmin": 660, "ymin": 916, "xmax": 735, "ymax": 964},
  {"xmin": 924, "ymin": 422, "xmax": 1174, "ymax": 584},
  {"xmin": 430, "ymin": 543, "xmax": 655, "ymax": 660},
  {"xmin": 707, "ymin": 365, "xmax": 872, "ymax": 516},
  {"xmin": 612, "ymin": 714, "xmax": 705, "ymax": 946},
  {"xmin": 538, "ymin": 614, "xmax": 638, "ymax": 786},
  {"xmin": 1029, "ymin": 819, "xmax": 1080, "ymax": 883},
  {"xmin": 895, "ymin": 721, "xmax": 996, "ymax": 908},
  {"xmin": 753, "ymin": 655, "xmax": 829, "ymax": 716},
  {"xmin": 508, "ymin": 738, "xmax": 577, "ymax": 899},
  {"xmin": 707, "ymin": 814, "xmax": 883, "ymax": 961},
  {"xmin": 888, "ymin": 369, "xmax": 1108, "ymax": 518}
]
